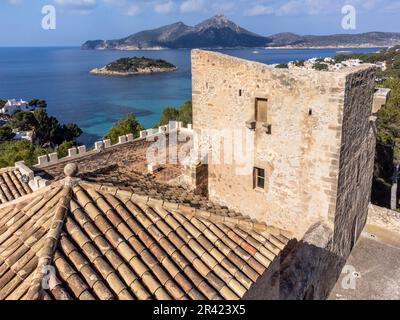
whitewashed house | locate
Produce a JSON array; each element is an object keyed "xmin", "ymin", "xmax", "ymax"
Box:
[
  {"xmin": 13, "ymin": 130, "xmax": 34, "ymax": 142},
  {"xmin": 0, "ymin": 99, "xmax": 32, "ymax": 115}
]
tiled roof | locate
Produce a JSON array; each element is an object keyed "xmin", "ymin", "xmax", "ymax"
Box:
[
  {"xmin": 0, "ymin": 166, "xmax": 291, "ymax": 300},
  {"xmin": 36, "ymin": 138, "xmax": 247, "ymax": 219},
  {"xmin": 37, "ymin": 138, "xmax": 186, "ymax": 185},
  {"xmin": 0, "ymin": 168, "xmax": 32, "ymax": 204}
]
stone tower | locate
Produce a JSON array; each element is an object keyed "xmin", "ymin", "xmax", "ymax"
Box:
[{"xmin": 192, "ymin": 49, "xmax": 377, "ymax": 257}]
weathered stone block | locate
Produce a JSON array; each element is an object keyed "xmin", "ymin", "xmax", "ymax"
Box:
[
  {"xmin": 95, "ymin": 141, "xmax": 104, "ymax": 151},
  {"xmin": 15, "ymin": 161, "xmax": 35, "ymax": 181},
  {"xmin": 159, "ymin": 125, "xmax": 168, "ymax": 134},
  {"xmin": 103, "ymin": 139, "xmax": 111, "ymax": 148},
  {"xmin": 48, "ymin": 153, "xmax": 58, "ymax": 163},
  {"xmin": 126, "ymin": 133, "xmax": 134, "ymax": 142},
  {"xmin": 38, "ymin": 178, "xmax": 51, "ymax": 188},
  {"xmin": 118, "ymin": 136, "xmax": 127, "ymax": 144},
  {"xmin": 78, "ymin": 145, "xmax": 86, "ymax": 154},
  {"xmin": 38, "ymin": 155, "xmax": 48, "ymax": 165},
  {"xmin": 68, "ymin": 147, "xmax": 78, "ymax": 157}
]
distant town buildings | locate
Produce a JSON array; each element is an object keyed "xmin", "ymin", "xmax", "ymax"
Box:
[
  {"xmin": 13, "ymin": 129, "xmax": 34, "ymax": 142},
  {"xmin": 0, "ymin": 99, "xmax": 34, "ymax": 115},
  {"xmin": 280, "ymin": 57, "xmax": 387, "ymax": 72}
]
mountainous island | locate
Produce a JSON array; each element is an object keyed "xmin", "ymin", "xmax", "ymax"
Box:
[
  {"xmin": 90, "ymin": 57, "xmax": 177, "ymax": 76},
  {"xmin": 82, "ymin": 15, "xmax": 400, "ymax": 50}
]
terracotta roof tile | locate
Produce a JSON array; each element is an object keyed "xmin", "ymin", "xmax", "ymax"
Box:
[
  {"xmin": 0, "ymin": 169, "xmax": 33, "ymax": 204},
  {"xmin": 0, "ymin": 173, "xmax": 291, "ymax": 300}
]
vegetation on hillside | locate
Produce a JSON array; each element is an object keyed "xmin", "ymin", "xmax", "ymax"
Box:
[
  {"xmin": 56, "ymin": 140, "xmax": 77, "ymax": 158},
  {"xmin": 313, "ymin": 62, "xmax": 329, "ymax": 71},
  {"xmin": 28, "ymin": 99, "xmax": 47, "ymax": 108},
  {"xmin": 156, "ymin": 100, "xmax": 193, "ymax": 127},
  {"xmin": 336, "ymin": 46, "xmax": 400, "ymax": 78},
  {"xmin": 341, "ymin": 46, "xmax": 400, "ymax": 207},
  {"xmin": 104, "ymin": 57, "xmax": 176, "ymax": 73},
  {"xmin": 0, "ymin": 126, "xmax": 15, "ymax": 141},
  {"xmin": 8, "ymin": 108, "xmax": 82, "ymax": 147},
  {"xmin": 0, "ymin": 101, "xmax": 82, "ymax": 169},
  {"xmin": 0, "ymin": 140, "xmax": 52, "ymax": 168},
  {"xmin": 275, "ymin": 63, "xmax": 289, "ymax": 69},
  {"xmin": 104, "ymin": 113, "xmax": 144, "ymax": 144}
]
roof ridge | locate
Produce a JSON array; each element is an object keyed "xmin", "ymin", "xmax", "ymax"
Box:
[
  {"xmin": 77, "ymin": 180, "xmax": 292, "ymax": 239},
  {"xmin": 25, "ymin": 185, "xmax": 72, "ymax": 300}
]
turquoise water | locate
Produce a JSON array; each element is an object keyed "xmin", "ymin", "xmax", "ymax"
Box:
[{"xmin": 0, "ymin": 47, "xmax": 378, "ymax": 145}]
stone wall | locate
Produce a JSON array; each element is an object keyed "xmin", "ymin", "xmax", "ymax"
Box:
[
  {"xmin": 33, "ymin": 121, "xmax": 193, "ymax": 169},
  {"xmin": 332, "ymin": 68, "xmax": 376, "ymax": 257},
  {"xmin": 192, "ymin": 49, "xmax": 375, "ymax": 238},
  {"xmin": 372, "ymin": 88, "xmax": 391, "ymax": 114},
  {"xmin": 194, "ymin": 162, "xmax": 208, "ymax": 196},
  {"xmin": 15, "ymin": 161, "xmax": 50, "ymax": 191},
  {"xmin": 244, "ymin": 222, "xmax": 344, "ymax": 300},
  {"xmin": 368, "ymin": 204, "xmax": 400, "ymax": 234}
]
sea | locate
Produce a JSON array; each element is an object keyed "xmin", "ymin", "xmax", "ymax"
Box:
[{"xmin": 0, "ymin": 47, "xmax": 379, "ymax": 145}]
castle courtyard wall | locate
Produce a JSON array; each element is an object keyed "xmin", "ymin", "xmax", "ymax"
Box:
[{"xmin": 332, "ymin": 68, "xmax": 376, "ymax": 257}]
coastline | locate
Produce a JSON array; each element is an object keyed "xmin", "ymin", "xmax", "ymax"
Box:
[
  {"xmin": 90, "ymin": 66, "xmax": 178, "ymax": 76},
  {"xmin": 83, "ymin": 44, "xmax": 392, "ymax": 51},
  {"xmin": 264, "ymin": 45, "xmax": 389, "ymax": 50}
]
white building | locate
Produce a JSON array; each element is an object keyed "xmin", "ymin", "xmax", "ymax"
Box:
[
  {"xmin": 13, "ymin": 130, "xmax": 34, "ymax": 142},
  {"xmin": 0, "ymin": 99, "xmax": 33, "ymax": 115}
]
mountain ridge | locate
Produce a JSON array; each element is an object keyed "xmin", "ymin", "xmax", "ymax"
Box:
[{"xmin": 82, "ymin": 15, "xmax": 400, "ymax": 50}]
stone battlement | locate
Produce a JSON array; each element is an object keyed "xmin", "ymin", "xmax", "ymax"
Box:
[
  {"xmin": 14, "ymin": 161, "xmax": 51, "ymax": 191},
  {"xmin": 30, "ymin": 121, "xmax": 193, "ymax": 170}
]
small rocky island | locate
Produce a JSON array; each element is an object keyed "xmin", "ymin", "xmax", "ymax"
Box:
[{"xmin": 90, "ymin": 57, "xmax": 177, "ymax": 76}]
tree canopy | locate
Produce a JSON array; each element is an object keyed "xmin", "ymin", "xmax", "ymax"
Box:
[
  {"xmin": 0, "ymin": 126, "xmax": 15, "ymax": 142},
  {"xmin": 56, "ymin": 140, "xmax": 76, "ymax": 158},
  {"xmin": 0, "ymin": 105, "xmax": 83, "ymax": 169},
  {"xmin": 29, "ymin": 99, "xmax": 47, "ymax": 108},
  {"xmin": 9, "ymin": 108, "xmax": 82, "ymax": 147},
  {"xmin": 0, "ymin": 140, "xmax": 52, "ymax": 168},
  {"xmin": 345, "ymin": 47, "xmax": 400, "ymax": 207},
  {"xmin": 104, "ymin": 113, "xmax": 144, "ymax": 144},
  {"xmin": 156, "ymin": 100, "xmax": 193, "ymax": 127}
]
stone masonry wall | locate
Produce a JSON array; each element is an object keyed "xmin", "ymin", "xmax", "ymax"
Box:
[
  {"xmin": 244, "ymin": 222, "xmax": 344, "ymax": 300},
  {"xmin": 192, "ymin": 50, "xmax": 373, "ymax": 237},
  {"xmin": 368, "ymin": 204, "xmax": 400, "ymax": 234},
  {"xmin": 332, "ymin": 68, "xmax": 376, "ymax": 257}
]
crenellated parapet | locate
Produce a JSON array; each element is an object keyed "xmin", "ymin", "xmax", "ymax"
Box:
[
  {"xmin": 14, "ymin": 161, "xmax": 51, "ymax": 191},
  {"xmin": 31, "ymin": 121, "xmax": 193, "ymax": 170}
]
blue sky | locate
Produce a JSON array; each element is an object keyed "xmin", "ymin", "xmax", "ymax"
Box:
[{"xmin": 0, "ymin": 0, "xmax": 399, "ymax": 46}]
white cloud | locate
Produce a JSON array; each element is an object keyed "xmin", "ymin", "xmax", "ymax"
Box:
[
  {"xmin": 276, "ymin": 1, "xmax": 304, "ymax": 16},
  {"xmin": 45, "ymin": 0, "xmax": 400, "ymax": 18},
  {"xmin": 180, "ymin": 0, "xmax": 204, "ymax": 13},
  {"xmin": 245, "ymin": 4, "xmax": 274, "ymax": 16},
  {"xmin": 154, "ymin": 1, "xmax": 174, "ymax": 14},
  {"xmin": 103, "ymin": 0, "xmax": 142, "ymax": 16},
  {"xmin": 54, "ymin": 0, "xmax": 97, "ymax": 14},
  {"xmin": 7, "ymin": 0, "xmax": 22, "ymax": 5},
  {"xmin": 126, "ymin": 4, "xmax": 141, "ymax": 16},
  {"xmin": 274, "ymin": 0, "xmax": 337, "ymax": 16},
  {"xmin": 211, "ymin": 2, "xmax": 236, "ymax": 14},
  {"xmin": 381, "ymin": 0, "xmax": 400, "ymax": 12}
]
